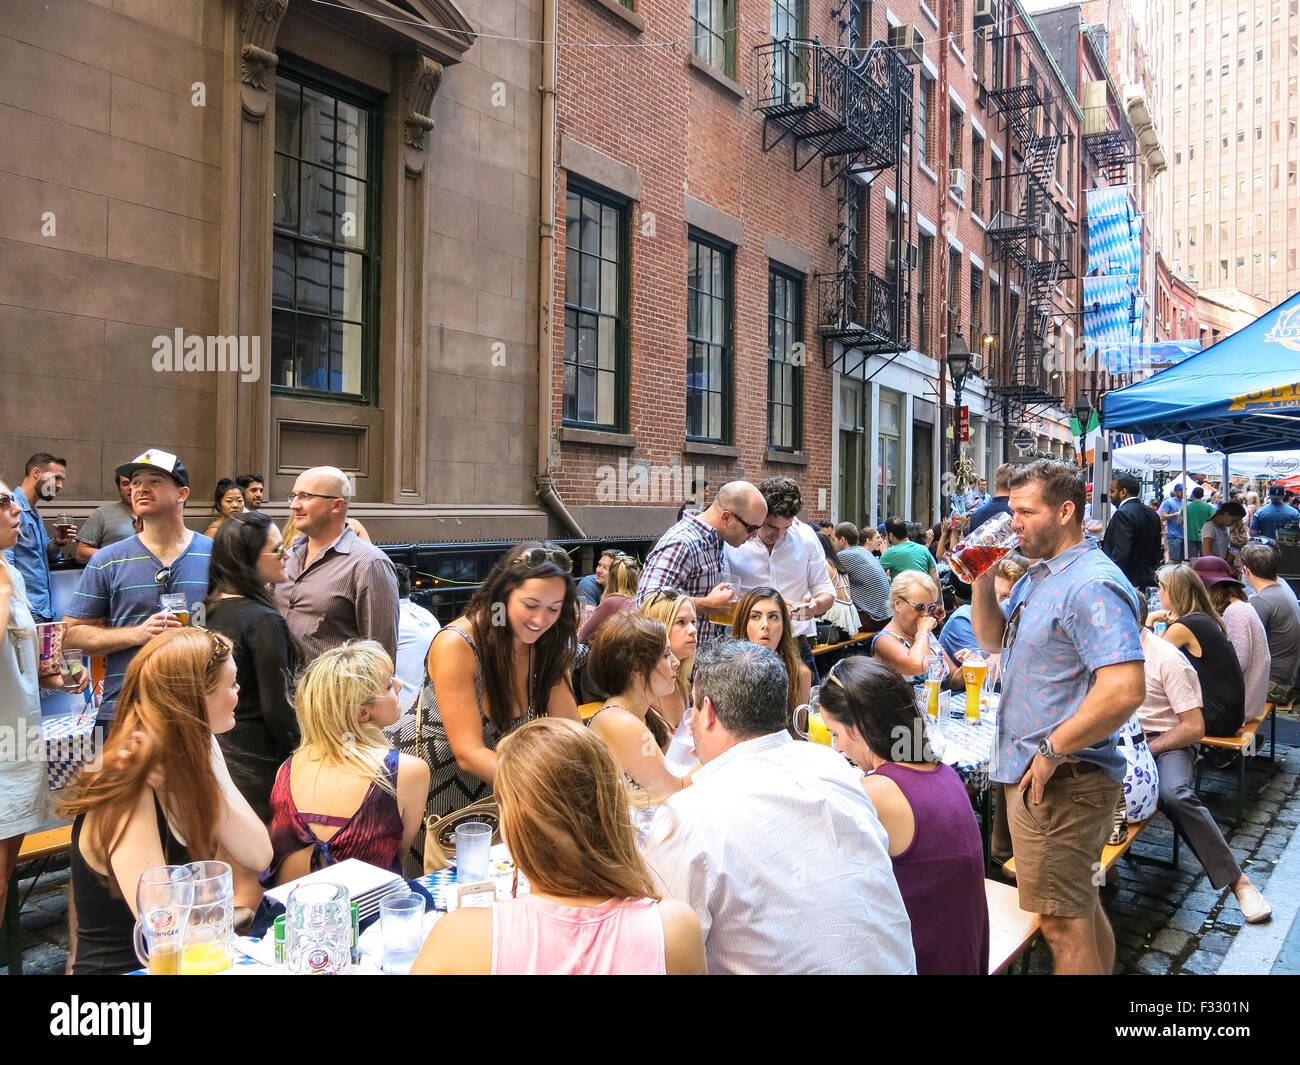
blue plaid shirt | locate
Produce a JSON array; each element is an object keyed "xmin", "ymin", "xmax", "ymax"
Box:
[{"xmin": 993, "ymin": 538, "xmax": 1143, "ymax": 785}]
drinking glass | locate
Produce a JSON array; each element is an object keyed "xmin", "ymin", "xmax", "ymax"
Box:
[
  {"xmin": 181, "ymin": 860, "xmax": 234, "ymax": 974},
  {"xmin": 455, "ymin": 822, "xmax": 492, "ymax": 883},
  {"xmin": 379, "ymin": 893, "xmax": 426, "ymax": 975},
  {"xmin": 285, "ymin": 882, "xmax": 352, "ymax": 975},
  {"xmin": 948, "ymin": 513, "xmax": 1019, "ymax": 583},
  {"xmin": 961, "ymin": 651, "xmax": 988, "ymax": 722},
  {"xmin": 133, "ymin": 865, "xmax": 193, "ymax": 975},
  {"xmin": 791, "ymin": 704, "xmax": 834, "ymax": 748}
]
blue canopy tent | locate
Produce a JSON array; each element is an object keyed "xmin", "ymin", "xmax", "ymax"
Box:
[{"xmin": 1100, "ymin": 290, "xmax": 1300, "ymax": 452}]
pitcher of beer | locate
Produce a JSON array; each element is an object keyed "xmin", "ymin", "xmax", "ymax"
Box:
[
  {"xmin": 948, "ymin": 512, "xmax": 1019, "ymax": 584},
  {"xmin": 132, "ymin": 865, "xmax": 194, "ymax": 975}
]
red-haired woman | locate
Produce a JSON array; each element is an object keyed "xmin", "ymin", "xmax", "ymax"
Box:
[{"xmin": 59, "ymin": 627, "xmax": 272, "ymax": 974}]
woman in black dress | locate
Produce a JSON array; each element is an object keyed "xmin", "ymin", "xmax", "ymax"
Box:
[
  {"xmin": 202, "ymin": 511, "xmax": 301, "ymax": 821},
  {"xmin": 1152, "ymin": 564, "xmax": 1246, "ymax": 738}
]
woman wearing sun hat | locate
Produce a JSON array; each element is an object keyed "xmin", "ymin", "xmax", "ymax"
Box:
[{"xmin": 1192, "ymin": 555, "xmax": 1271, "ymax": 724}]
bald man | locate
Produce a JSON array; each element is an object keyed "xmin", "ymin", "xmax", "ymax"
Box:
[
  {"xmin": 274, "ymin": 466, "xmax": 399, "ymax": 664},
  {"xmin": 637, "ymin": 480, "xmax": 766, "ymax": 639}
]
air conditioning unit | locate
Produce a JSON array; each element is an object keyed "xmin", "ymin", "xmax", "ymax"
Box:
[
  {"xmin": 889, "ymin": 24, "xmax": 925, "ymax": 65},
  {"xmin": 974, "ymin": 0, "xmax": 997, "ymax": 29},
  {"xmin": 886, "ymin": 239, "xmax": 917, "ymax": 269},
  {"xmin": 949, "ymin": 169, "xmax": 968, "ymax": 197}
]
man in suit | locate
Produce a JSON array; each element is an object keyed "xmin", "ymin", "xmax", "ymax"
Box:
[{"xmin": 1102, "ymin": 472, "xmax": 1164, "ymax": 591}]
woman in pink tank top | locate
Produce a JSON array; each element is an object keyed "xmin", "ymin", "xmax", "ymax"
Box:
[{"xmin": 411, "ymin": 719, "xmax": 704, "ymax": 975}]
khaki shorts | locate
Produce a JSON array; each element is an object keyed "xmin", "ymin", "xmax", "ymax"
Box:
[{"xmin": 1003, "ymin": 767, "xmax": 1122, "ymax": 919}]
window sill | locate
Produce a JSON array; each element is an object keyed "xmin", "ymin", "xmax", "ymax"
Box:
[
  {"xmin": 765, "ymin": 448, "xmax": 811, "ymax": 466},
  {"xmin": 919, "ymin": 1, "xmax": 940, "ymax": 29},
  {"xmin": 687, "ymin": 53, "xmax": 745, "ymax": 100},
  {"xmin": 971, "ymin": 213, "xmax": 986, "ymax": 229},
  {"xmin": 558, "ymin": 426, "xmax": 638, "ymax": 448},
  {"xmin": 951, "ymin": 44, "xmax": 966, "ymax": 66},
  {"xmin": 948, "ymin": 189, "xmax": 966, "ymax": 209},
  {"xmin": 919, "ymin": 160, "xmax": 939, "ymax": 184},
  {"xmin": 683, "ymin": 439, "xmax": 742, "ymax": 459},
  {"xmin": 581, "ymin": 0, "xmax": 645, "ymax": 32}
]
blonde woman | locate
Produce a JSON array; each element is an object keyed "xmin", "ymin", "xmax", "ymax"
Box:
[
  {"xmin": 638, "ymin": 589, "xmax": 697, "ymax": 729},
  {"xmin": 411, "ymin": 719, "xmax": 705, "ymax": 975},
  {"xmin": 1148, "ymin": 564, "xmax": 1245, "ymax": 738},
  {"xmin": 265, "ymin": 641, "xmax": 429, "ymax": 884},
  {"xmin": 577, "ymin": 555, "xmax": 640, "ymax": 644},
  {"xmin": 871, "ymin": 572, "xmax": 962, "ymax": 687}
]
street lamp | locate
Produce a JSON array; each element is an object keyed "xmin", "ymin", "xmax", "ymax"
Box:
[
  {"xmin": 1074, "ymin": 389, "xmax": 1093, "ymax": 471},
  {"xmin": 947, "ymin": 332, "xmax": 972, "ymax": 512}
]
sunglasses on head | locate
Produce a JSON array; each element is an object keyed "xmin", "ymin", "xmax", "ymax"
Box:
[{"xmin": 513, "ymin": 546, "xmax": 574, "ymax": 573}]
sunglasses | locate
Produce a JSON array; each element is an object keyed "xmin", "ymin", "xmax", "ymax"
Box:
[
  {"xmin": 1002, "ymin": 599, "xmax": 1026, "ymax": 654},
  {"xmin": 512, "ymin": 546, "xmax": 574, "ymax": 573},
  {"xmin": 728, "ymin": 512, "xmax": 762, "ymax": 535},
  {"xmin": 900, "ymin": 598, "xmax": 941, "ymax": 616},
  {"xmin": 154, "ymin": 567, "xmax": 174, "ymax": 594}
]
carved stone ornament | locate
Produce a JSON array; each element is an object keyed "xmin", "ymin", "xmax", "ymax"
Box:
[
  {"xmin": 402, "ymin": 54, "xmax": 444, "ymax": 150},
  {"xmin": 240, "ymin": 0, "xmax": 289, "ymax": 92}
]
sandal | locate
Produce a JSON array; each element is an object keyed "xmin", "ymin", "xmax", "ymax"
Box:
[{"xmin": 1236, "ymin": 884, "xmax": 1272, "ymax": 924}]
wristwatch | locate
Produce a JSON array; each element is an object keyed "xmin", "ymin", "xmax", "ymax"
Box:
[{"xmin": 1037, "ymin": 736, "xmax": 1066, "ymax": 761}]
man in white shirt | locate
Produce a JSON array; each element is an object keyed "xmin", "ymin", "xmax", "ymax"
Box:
[
  {"xmin": 724, "ymin": 477, "xmax": 834, "ymax": 673},
  {"xmin": 642, "ymin": 640, "xmax": 915, "ymax": 975},
  {"xmin": 392, "ymin": 563, "xmax": 440, "ymax": 711}
]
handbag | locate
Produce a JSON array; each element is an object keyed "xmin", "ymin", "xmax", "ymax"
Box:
[{"xmin": 387, "ymin": 677, "xmax": 501, "ymax": 876}]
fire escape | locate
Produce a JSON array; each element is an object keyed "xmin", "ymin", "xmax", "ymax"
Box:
[
  {"xmin": 984, "ymin": 73, "xmax": 1074, "ymax": 415},
  {"xmin": 754, "ymin": 3, "xmax": 916, "ymax": 375}
]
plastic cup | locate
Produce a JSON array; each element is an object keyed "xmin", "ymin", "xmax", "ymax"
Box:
[
  {"xmin": 455, "ymin": 822, "xmax": 492, "ymax": 883},
  {"xmin": 160, "ymin": 593, "xmax": 189, "ymax": 626},
  {"xmin": 379, "ymin": 893, "xmax": 426, "ymax": 975}
]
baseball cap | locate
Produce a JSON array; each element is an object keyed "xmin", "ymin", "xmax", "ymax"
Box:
[
  {"xmin": 1268, "ymin": 483, "xmax": 1285, "ymax": 498},
  {"xmin": 1190, "ymin": 555, "xmax": 1242, "ymax": 588},
  {"xmin": 115, "ymin": 448, "xmax": 190, "ymax": 488}
]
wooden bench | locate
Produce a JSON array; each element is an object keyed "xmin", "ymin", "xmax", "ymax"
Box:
[
  {"xmin": 3, "ymin": 825, "xmax": 74, "ymax": 977},
  {"xmin": 986, "ymin": 878, "xmax": 1041, "ymax": 974},
  {"xmin": 1194, "ymin": 705, "xmax": 1277, "ymax": 824},
  {"xmin": 1004, "ymin": 819, "xmax": 1149, "ymax": 883}
]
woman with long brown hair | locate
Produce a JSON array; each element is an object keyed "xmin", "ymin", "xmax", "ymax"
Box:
[
  {"xmin": 587, "ymin": 613, "xmax": 687, "ymax": 800},
  {"xmin": 399, "ymin": 542, "xmax": 581, "ymax": 831},
  {"xmin": 731, "ymin": 586, "xmax": 810, "ymax": 711},
  {"xmin": 638, "ymin": 589, "xmax": 697, "ymax": 729},
  {"xmin": 1149, "ymin": 563, "xmax": 1246, "ymax": 737},
  {"xmin": 59, "ymin": 627, "xmax": 272, "ymax": 974},
  {"xmin": 410, "ymin": 719, "xmax": 704, "ymax": 974}
]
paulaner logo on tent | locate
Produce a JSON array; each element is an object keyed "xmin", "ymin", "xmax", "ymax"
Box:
[
  {"xmin": 151, "ymin": 328, "xmax": 260, "ymax": 383},
  {"xmin": 1262, "ymin": 306, "xmax": 1300, "ymax": 353}
]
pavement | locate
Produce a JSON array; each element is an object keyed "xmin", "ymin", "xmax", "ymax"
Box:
[{"xmin": 5, "ymin": 710, "xmax": 1300, "ymax": 976}]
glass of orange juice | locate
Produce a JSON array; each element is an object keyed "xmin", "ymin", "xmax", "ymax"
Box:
[{"xmin": 961, "ymin": 652, "xmax": 988, "ymax": 721}]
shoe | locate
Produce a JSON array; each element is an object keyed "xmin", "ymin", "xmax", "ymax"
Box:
[
  {"xmin": 1236, "ymin": 884, "xmax": 1272, "ymax": 924},
  {"xmin": 1203, "ymin": 750, "xmax": 1235, "ymax": 771}
]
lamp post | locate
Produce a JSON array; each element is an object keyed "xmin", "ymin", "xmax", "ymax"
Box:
[
  {"xmin": 1073, "ymin": 389, "xmax": 1093, "ymax": 474},
  {"xmin": 947, "ymin": 332, "xmax": 972, "ymax": 514}
]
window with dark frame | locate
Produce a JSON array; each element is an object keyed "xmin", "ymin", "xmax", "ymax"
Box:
[
  {"xmin": 563, "ymin": 183, "xmax": 627, "ymax": 430},
  {"xmin": 769, "ymin": 0, "xmax": 808, "ymax": 102},
  {"xmin": 767, "ymin": 265, "xmax": 804, "ymax": 451},
  {"xmin": 947, "ymin": 250, "xmax": 962, "ymax": 336},
  {"xmin": 917, "ymin": 235, "xmax": 933, "ymax": 355},
  {"xmin": 971, "ymin": 133, "xmax": 985, "ymax": 215},
  {"xmin": 949, "ymin": 106, "xmax": 963, "ymax": 177},
  {"xmin": 272, "ymin": 71, "xmax": 380, "ymax": 400},
  {"xmin": 692, "ymin": 0, "xmax": 736, "ymax": 78},
  {"xmin": 917, "ymin": 76, "xmax": 930, "ymax": 163},
  {"xmin": 969, "ymin": 267, "xmax": 983, "ymax": 363},
  {"xmin": 687, "ymin": 233, "xmax": 733, "ymax": 443}
]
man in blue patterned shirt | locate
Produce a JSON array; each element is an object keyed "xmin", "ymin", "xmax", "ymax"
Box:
[
  {"xmin": 971, "ymin": 460, "xmax": 1145, "ymax": 975},
  {"xmin": 637, "ymin": 481, "xmax": 767, "ymax": 640}
]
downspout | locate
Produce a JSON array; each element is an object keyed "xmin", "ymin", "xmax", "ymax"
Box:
[{"xmin": 534, "ymin": 0, "xmax": 585, "ymax": 538}]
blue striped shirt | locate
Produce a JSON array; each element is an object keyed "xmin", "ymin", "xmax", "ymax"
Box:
[{"xmin": 66, "ymin": 533, "xmax": 212, "ymax": 720}]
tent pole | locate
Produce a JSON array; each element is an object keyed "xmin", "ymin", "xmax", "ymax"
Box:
[{"xmin": 1182, "ymin": 443, "xmax": 1189, "ymax": 556}]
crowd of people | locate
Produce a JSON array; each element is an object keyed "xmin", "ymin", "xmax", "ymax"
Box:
[{"xmin": 2, "ymin": 449, "xmax": 1298, "ymax": 976}]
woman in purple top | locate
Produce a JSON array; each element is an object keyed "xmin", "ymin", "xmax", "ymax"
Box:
[{"xmin": 818, "ymin": 658, "xmax": 989, "ymax": 975}]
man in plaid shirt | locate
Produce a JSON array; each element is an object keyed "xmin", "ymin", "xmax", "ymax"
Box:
[{"xmin": 637, "ymin": 481, "xmax": 767, "ymax": 639}]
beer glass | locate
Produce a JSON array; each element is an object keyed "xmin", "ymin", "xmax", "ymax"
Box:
[
  {"xmin": 948, "ymin": 513, "xmax": 1019, "ymax": 583},
  {"xmin": 133, "ymin": 865, "xmax": 193, "ymax": 975},
  {"xmin": 961, "ymin": 651, "xmax": 988, "ymax": 722},
  {"xmin": 285, "ymin": 882, "xmax": 352, "ymax": 974},
  {"xmin": 181, "ymin": 860, "xmax": 234, "ymax": 974}
]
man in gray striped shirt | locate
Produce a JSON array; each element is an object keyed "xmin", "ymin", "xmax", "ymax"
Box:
[
  {"xmin": 275, "ymin": 466, "xmax": 399, "ymax": 666},
  {"xmin": 832, "ymin": 522, "xmax": 892, "ymax": 631}
]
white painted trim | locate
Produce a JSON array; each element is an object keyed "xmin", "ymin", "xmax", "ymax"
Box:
[
  {"xmin": 946, "ymin": 232, "xmax": 964, "ymax": 253},
  {"xmin": 887, "ymin": 7, "xmax": 901, "ymax": 26},
  {"xmin": 918, "ymin": 160, "xmax": 939, "ymax": 184},
  {"xmin": 922, "ymin": 55, "xmax": 939, "ymax": 80},
  {"xmin": 990, "ymin": 141, "xmax": 1005, "ymax": 162},
  {"xmin": 950, "ymin": 42, "xmax": 966, "ymax": 65},
  {"xmin": 971, "ymin": 213, "xmax": 987, "ymax": 230},
  {"xmin": 917, "ymin": 211, "xmax": 937, "ymax": 236},
  {"xmin": 970, "ymin": 113, "xmax": 986, "ymax": 139},
  {"xmin": 969, "ymin": 252, "xmax": 985, "ymax": 269},
  {"xmin": 948, "ymin": 86, "xmax": 968, "ymax": 112},
  {"xmin": 989, "ymin": 269, "xmax": 1001, "ymax": 284},
  {"xmin": 920, "ymin": 1, "xmax": 940, "ymax": 29}
]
